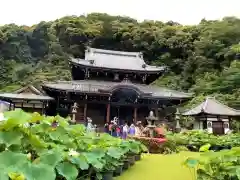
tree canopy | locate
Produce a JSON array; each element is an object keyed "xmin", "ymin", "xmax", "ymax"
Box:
[{"xmin": 0, "ymin": 13, "xmax": 239, "ymax": 108}]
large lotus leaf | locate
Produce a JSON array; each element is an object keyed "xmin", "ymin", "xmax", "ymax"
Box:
[
  {"xmin": 0, "ymin": 174, "xmax": 9, "ymax": 180},
  {"xmin": 0, "ymin": 151, "xmax": 29, "ymax": 179},
  {"xmin": 38, "ymin": 149, "xmax": 63, "ymax": 167},
  {"xmin": 57, "ymin": 118, "xmax": 69, "ymax": 128},
  {"xmin": 237, "ymin": 168, "xmax": 240, "ymax": 179},
  {"xmin": 49, "ymin": 126, "xmax": 68, "ymax": 141},
  {"xmin": 31, "ymin": 124, "xmax": 50, "ymax": 133},
  {"xmin": 107, "ymin": 147, "xmax": 123, "ymax": 159},
  {"xmin": 67, "ymin": 124, "xmax": 86, "ymax": 135},
  {"xmin": 0, "ymin": 131, "xmax": 23, "ymax": 147},
  {"xmin": 83, "ymin": 152, "xmax": 104, "ymax": 170},
  {"xmin": 2, "ymin": 110, "xmax": 32, "ymax": 130},
  {"xmin": 0, "ymin": 151, "xmax": 28, "ymax": 168},
  {"xmin": 56, "ymin": 162, "xmax": 78, "ymax": 180},
  {"xmin": 59, "ymin": 134, "xmax": 72, "ymax": 144},
  {"xmin": 69, "ymin": 154, "xmax": 89, "ymax": 170},
  {"xmin": 55, "ymin": 115, "xmax": 69, "ymax": 128},
  {"xmin": 30, "ymin": 112, "xmax": 43, "ymax": 123},
  {"xmin": 22, "ymin": 162, "xmax": 56, "ymax": 180},
  {"xmin": 28, "ymin": 134, "xmax": 47, "ymax": 149},
  {"xmin": 41, "ymin": 116, "xmax": 54, "ymax": 125}
]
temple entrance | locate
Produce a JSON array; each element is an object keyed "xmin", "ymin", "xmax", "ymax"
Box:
[
  {"xmin": 212, "ymin": 121, "xmax": 224, "ymax": 135},
  {"xmin": 110, "ymin": 86, "xmax": 139, "ymax": 125},
  {"xmin": 110, "ymin": 106, "xmax": 133, "ymax": 125}
]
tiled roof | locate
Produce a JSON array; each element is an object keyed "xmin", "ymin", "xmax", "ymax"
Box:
[
  {"xmin": 0, "ymin": 93, "xmax": 54, "ymax": 101},
  {"xmin": 70, "ymin": 48, "xmax": 165, "ymax": 72},
  {"xmin": 42, "ymin": 80, "xmax": 191, "ymax": 99},
  {"xmin": 14, "ymin": 85, "xmax": 43, "ymax": 95},
  {"xmin": 183, "ymin": 97, "xmax": 240, "ymax": 116}
]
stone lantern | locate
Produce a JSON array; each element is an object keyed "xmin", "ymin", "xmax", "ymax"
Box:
[
  {"xmin": 146, "ymin": 111, "xmax": 159, "ymax": 138},
  {"xmin": 175, "ymin": 108, "xmax": 181, "ymax": 133},
  {"xmin": 71, "ymin": 102, "xmax": 78, "ymax": 124}
]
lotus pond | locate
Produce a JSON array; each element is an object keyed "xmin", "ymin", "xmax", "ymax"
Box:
[
  {"xmin": 116, "ymin": 151, "xmax": 200, "ymax": 180},
  {"xmin": 0, "ymin": 110, "xmax": 147, "ymax": 180}
]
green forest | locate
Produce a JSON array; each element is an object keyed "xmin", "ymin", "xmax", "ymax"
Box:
[{"xmin": 0, "ymin": 13, "xmax": 239, "ymax": 108}]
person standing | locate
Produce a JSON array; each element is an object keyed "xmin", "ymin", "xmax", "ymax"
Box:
[
  {"xmin": 104, "ymin": 122, "xmax": 109, "ymax": 133},
  {"xmin": 129, "ymin": 124, "xmax": 136, "ymax": 136},
  {"xmin": 135, "ymin": 121, "xmax": 142, "ymax": 136},
  {"xmin": 111, "ymin": 121, "xmax": 117, "ymax": 137},
  {"xmin": 122, "ymin": 123, "xmax": 129, "ymax": 139}
]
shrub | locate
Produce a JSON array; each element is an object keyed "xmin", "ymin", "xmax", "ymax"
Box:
[
  {"xmin": 167, "ymin": 130, "xmax": 240, "ymax": 152},
  {"xmin": 184, "ymin": 147, "xmax": 240, "ymax": 180},
  {"xmin": 129, "ymin": 136, "xmax": 179, "ymax": 154}
]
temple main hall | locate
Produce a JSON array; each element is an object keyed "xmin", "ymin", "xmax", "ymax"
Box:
[{"xmin": 0, "ymin": 47, "xmax": 191, "ymax": 125}]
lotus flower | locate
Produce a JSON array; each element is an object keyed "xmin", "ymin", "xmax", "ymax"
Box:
[{"xmin": 68, "ymin": 149, "xmax": 79, "ymax": 157}]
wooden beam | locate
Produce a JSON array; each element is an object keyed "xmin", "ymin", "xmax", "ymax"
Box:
[
  {"xmin": 106, "ymin": 104, "xmax": 110, "ymax": 123},
  {"xmin": 134, "ymin": 107, "xmax": 137, "ymax": 123},
  {"xmin": 83, "ymin": 104, "xmax": 87, "ymax": 121}
]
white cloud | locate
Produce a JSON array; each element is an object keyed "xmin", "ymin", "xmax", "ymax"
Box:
[{"xmin": 0, "ymin": 0, "xmax": 240, "ymax": 25}]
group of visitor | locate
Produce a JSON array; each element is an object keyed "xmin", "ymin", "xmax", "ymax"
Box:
[
  {"xmin": 104, "ymin": 117, "xmax": 146, "ymax": 139},
  {"xmin": 84, "ymin": 116, "xmax": 166, "ymax": 139}
]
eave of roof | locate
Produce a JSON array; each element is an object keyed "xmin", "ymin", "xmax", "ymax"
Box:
[
  {"xmin": 183, "ymin": 97, "xmax": 240, "ymax": 116},
  {"xmin": 0, "ymin": 93, "xmax": 54, "ymax": 101},
  {"xmin": 70, "ymin": 58, "xmax": 165, "ymax": 73},
  {"xmin": 42, "ymin": 80, "xmax": 192, "ymax": 100},
  {"xmin": 14, "ymin": 85, "xmax": 43, "ymax": 95}
]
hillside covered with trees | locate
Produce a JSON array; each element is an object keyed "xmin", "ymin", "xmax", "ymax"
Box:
[{"xmin": 0, "ymin": 13, "xmax": 239, "ymax": 108}]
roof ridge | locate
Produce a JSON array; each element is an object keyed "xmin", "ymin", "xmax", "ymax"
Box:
[
  {"xmin": 89, "ymin": 48, "xmax": 141, "ymax": 56},
  {"xmin": 209, "ymin": 98, "xmax": 239, "ymax": 112},
  {"xmin": 202, "ymin": 97, "xmax": 209, "ymax": 111}
]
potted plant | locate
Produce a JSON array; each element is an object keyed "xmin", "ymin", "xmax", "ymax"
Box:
[
  {"xmin": 113, "ymin": 162, "xmax": 123, "ymax": 177},
  {"xmin": 123, "ymin": 158, "xmax": 130, "ymax": 170}
]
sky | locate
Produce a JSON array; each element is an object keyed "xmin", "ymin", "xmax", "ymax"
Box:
[{"xmin": 0, "ymin": 0, "xmax": 240, "ymax": 26}]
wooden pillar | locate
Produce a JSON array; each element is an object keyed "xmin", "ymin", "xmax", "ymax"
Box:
[
  {"xmin": 106, "ymin": 104, "xmax": 110, "ymax": 123},
  {"xmin": 84, "ymin": 104, "xmax": 87, "ymax": 121},
  {"xmin": 9, "ymin": 103, "xmax": 12, "ymax": 111},
  {"xmin": 155, "ymin": 108, "xmax": 159, "ymax": 120},
  {"xmin": 42, "ymin": 102, "xmax": 45, "ymax": 115},
  {"xmin": 134, "ymin": 107, "xmax": 137, "ymax": 123}
]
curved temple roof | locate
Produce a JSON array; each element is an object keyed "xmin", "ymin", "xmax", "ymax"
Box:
[
  {"xmin": 42, "ymin": 80, "xmax": 191, "ymax": 100},
  {"xmin": 0, "ymin": 93, "xmax": 54, "ymax": 101},
  {"xmin": 183, "ymin": 97, "xmax": 240, "ymax": 116},
  {"xmin": 70, "ymin": 48, "xmax": 165, "ymax": 72}
]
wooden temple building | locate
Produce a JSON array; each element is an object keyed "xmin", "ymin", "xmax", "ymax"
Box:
[
  {"xmin": 183, "ymin": 97, "xmax": 240, "ymax": 135},
  {"xmin": 0, "ymin": 48, "xmax": 191, "ymax": 125}
]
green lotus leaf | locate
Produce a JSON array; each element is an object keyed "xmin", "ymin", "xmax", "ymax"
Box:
[
  {"xmin": 184, "ymin": 157, "xmax": 199, "ymax": 168},
  {"xmin": 56, "ymin": 162, "xmax": 78, "ymax": 180},
  {"xmin": 69, "ymin": 154, "xmax": 89, "ymax": 170},
  {"xmin": 38, "ymin": 149, "xmax": 63, "ymax": 167}
]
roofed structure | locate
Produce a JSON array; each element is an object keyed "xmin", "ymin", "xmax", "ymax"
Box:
[
  {"xmin": 14, "ymin": 85, "xmax": 44, "ymax": 95},
  {"xmin": 0, "ymin": 93, "xmax": 53, "ymax": 101},
  {"xmin": 183, "ymin": 97, "xmax": 240, "ymax": 116},
  {"xmin": 0, "ymin": 85, "xmax": 53, "ymax": 101},
  {"xmin": 0, "ymin": 47, "xmax": 191, "ymax": 126},
  {"xmin": 0, "ymin": 85, "xmax": 53, "ymax": 114},
  {"xmin": 71, "ymin": 47, "xmax": 165, "ymax": 72}
]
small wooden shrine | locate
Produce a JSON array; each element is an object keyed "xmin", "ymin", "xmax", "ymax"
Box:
[
  {"xmin": 0, "ymin": 85, "xmax": 53, "ymax": 114},
  {"xmin": 183, "ymin": 97, "xmax": 240, "ymax": 135}
]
